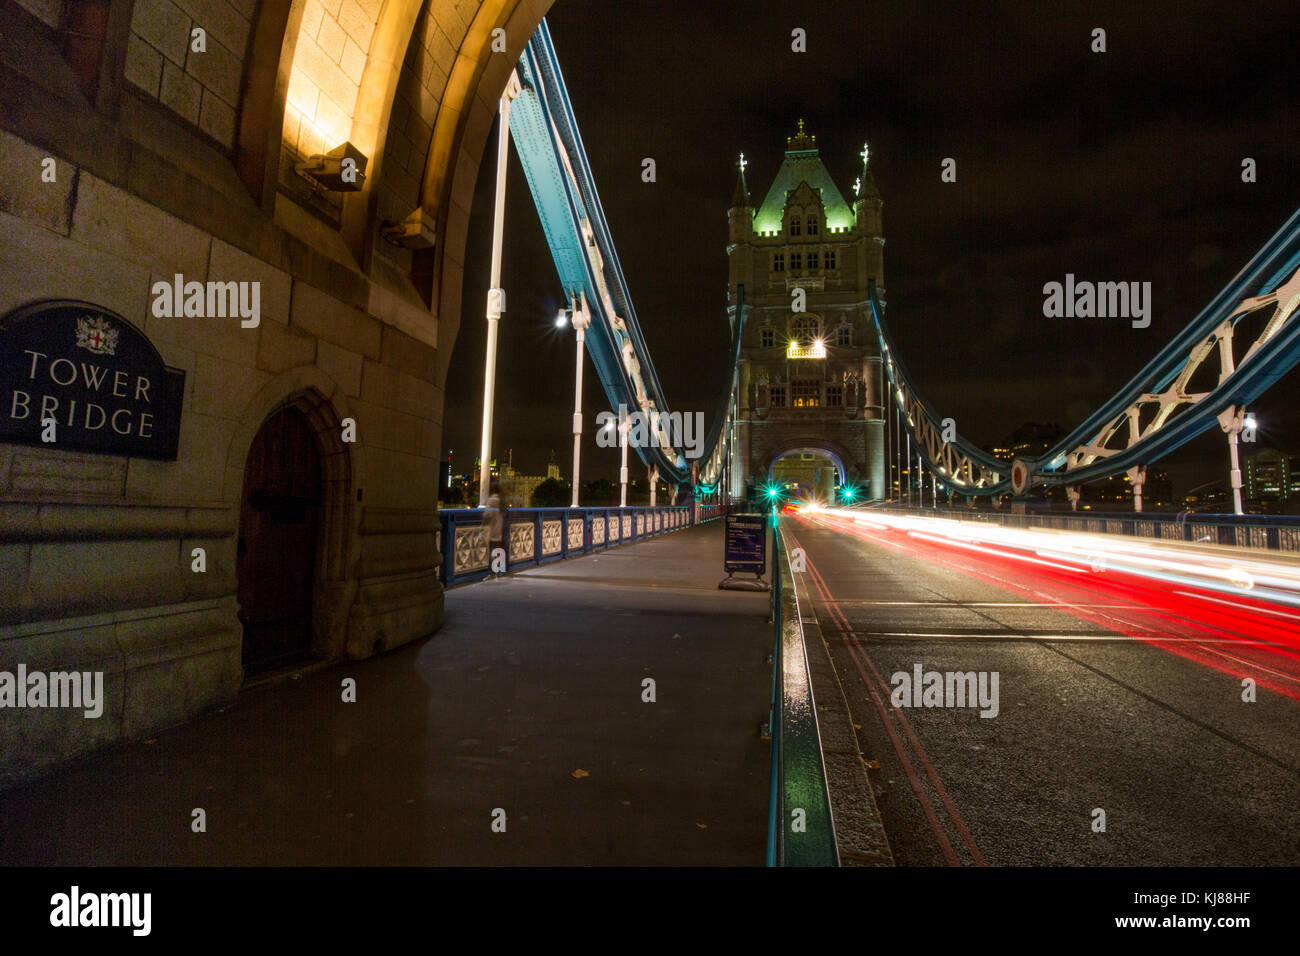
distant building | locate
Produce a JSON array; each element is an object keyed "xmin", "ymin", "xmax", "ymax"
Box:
[
  {"xmin": 1182, "ymin": 483, "xmax": 1233, "ymax": 511},
  {"xmin": 1077, "ymin": 467, "xmax": 1173, "ymax": 509},
  {"xmin": 986, "ymin": 421, "xmax": 1065, "ymax": 463},
  {"xmin": 497, "ymin": 453, "xmax": 563, "ymax": 507},
  {"xmin": 1243, "ymin": 447, "xmax": 1300, "ymax": 507}
]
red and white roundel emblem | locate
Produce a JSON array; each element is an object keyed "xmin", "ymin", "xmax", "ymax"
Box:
[{"xmin": 1010, "ymin": 460, "xmax": 1030, "ymax": 495}]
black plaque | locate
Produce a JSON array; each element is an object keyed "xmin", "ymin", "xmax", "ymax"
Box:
[
  {"xmin": 0, "ymin": 300, "xmax": 185, "ymax": 460},
  {"xmin": 724, "ymin": 512, "xmax": 767, "ymax": 573}
]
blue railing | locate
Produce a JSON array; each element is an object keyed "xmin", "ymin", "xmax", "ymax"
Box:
[
  {"xmin": 697, "ymin": 503, "xmax": 729, "ymax": 523},
  {"xmin": 437, "ymin": 505, "xmax": 693, "ymax": 585}
]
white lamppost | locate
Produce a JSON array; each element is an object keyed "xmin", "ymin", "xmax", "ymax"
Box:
[
  {"xmin": 649, "ymin": 465, "xmax": 658, "ymax": 507},
  {"xmin": 477, "ymin": 71, "xmax": 522, "ymax": 507},
  {"xmin": 559, "ymin": 292, "xmax": 591, "ymax": 509},
  {"xmin": 619, "ymin": 415, "xmax": 631, "ymax": 507},
  {"xmin": 1219, "ymin": 405, "xmax": 1249, "ymax": 516}
]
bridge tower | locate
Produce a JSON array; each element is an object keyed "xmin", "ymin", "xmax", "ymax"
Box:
[{"xmin": 727, "ymin": 121, "xmax": 887, "ymax": 502}]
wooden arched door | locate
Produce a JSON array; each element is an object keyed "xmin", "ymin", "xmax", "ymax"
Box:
[{"xmin": 236, "ymin": 406, "xmax": 321, "ymax": 673}]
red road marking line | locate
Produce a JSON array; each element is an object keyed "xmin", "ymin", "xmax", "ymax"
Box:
[{"xmin": 788, "ymin": 524, "xmax": 986, "ymax": 866}]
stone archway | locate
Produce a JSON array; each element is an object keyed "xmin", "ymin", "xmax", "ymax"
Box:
[{"xmin": 765, "ymin": 441, "xmax": 850, "ymax": 486}]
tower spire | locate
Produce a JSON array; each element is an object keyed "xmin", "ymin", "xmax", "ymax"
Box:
[
  {"xmin": 856, "ymin": 139, "xmax": 880, "ymax": 199},
  {"xmin": 730, "ymin": 151, "xmax": 751, "ymax": 208}
]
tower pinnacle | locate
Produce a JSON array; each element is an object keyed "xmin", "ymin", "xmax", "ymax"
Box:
[
  {"xmin": 730, "ymin": 151, "xmax": 751, "ymax": 208},
  {"xmin": 786, "ymin": 119, "xmax": 817, "ymax": 152}
]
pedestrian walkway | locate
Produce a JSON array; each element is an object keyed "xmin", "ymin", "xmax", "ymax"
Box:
[{"xmin": 0, "ymin": 521, "xmax": 773, "ymax": 865}]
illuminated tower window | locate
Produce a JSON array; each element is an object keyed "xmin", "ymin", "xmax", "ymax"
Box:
[{"xmin": 792, "ymin": 380, "xmax": 821, "ymax": 408}]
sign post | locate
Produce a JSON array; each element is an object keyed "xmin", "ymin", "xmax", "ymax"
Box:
[{"xmin": 719, "ymin": 512, "xmax": 770, "ymax": 591}]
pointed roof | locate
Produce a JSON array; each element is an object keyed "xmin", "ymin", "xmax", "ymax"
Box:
[{"xmin": 753, "ymin": 120, "xmax": 855, "ymax": 235}]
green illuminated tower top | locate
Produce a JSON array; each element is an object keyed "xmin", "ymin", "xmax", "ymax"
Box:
[{"xmin": 751, "ymin": 120, "xmax": 855, "ymax": 235}]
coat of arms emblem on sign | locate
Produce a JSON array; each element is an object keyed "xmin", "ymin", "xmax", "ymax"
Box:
[{"xmin": 74, "ymin": 314, "xmax": 118, "ymax": 355}]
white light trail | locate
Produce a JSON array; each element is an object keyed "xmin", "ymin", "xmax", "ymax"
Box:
[{"xmin": 802, "ymin": 506, "xmax": 1300, "ymax": 613}]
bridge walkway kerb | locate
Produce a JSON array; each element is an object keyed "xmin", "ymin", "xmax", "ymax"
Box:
[
  {"xmin": 774, "ymin": 522, "xmax": 889, "ymax": 868},
  {"xmin": 780, "ymin": 525, "xmax": 894, "ymax": 866}
]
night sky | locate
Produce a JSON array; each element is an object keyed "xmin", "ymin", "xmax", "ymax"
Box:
[{"xmin": 443, "ymin": 0, "xmax": 1300, "ymax": 493}]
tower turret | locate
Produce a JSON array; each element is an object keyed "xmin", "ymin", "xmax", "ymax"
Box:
[
  {"xmin": 853, "ymin": 141, "xmax": 883, "ymax": 235},
  {"xmin": 728, "ymin": 152, "xmax": 753, "ymax": 244}
]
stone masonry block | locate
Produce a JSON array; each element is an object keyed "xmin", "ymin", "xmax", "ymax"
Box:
[
  {"xmin": 292, "ymin": 32, "xmax": 358, "ymax": 116},
  {"xmin": 315, "ymin": 11, "xmax": 347, "ymax": 62},
  {"xmin": 160, "ymin": 59, "xmax": 203, "ymax": 124},
  {"xmin": 199, "ymin": 87, "xmax": 237, "ymax": 146},
  {"xmin": 132, "ymin": 0, "xmax": 192, "ymax": 68},
  {"xmin": 0, "ymin": 129, "xmax": 75, "ymax": 236},
  {"xmin": 0, "ymin": 209, "xmax": 151, "ymax": 322},
  {"xmin": 291, "ymin": 281, "xmax": 381, "ymax": 359},
  {"xmin": 171, "ymin": 0, "xmax": 250, "ymax": 56},
  {"xmin": 124, "ymin": 33, "xmax": 165, "ymax": 98},
  {"xmin": 337, "ymin": 0, "xmax": 376, "ymax": 52},
  {"xmin": 71, "ymin": 173, "xmax": 211, "ymax": 280},
  {"xmin": 255, "ymin": 320, "xmax": 317, "ymax": 373},
  {"xmin": 317, "ymin": 339, "xmax": 363, "ymax": 397},
  {"xmin": 184, "ymin": 32, "xmax": 243, "ymax": 105},
  {"xmin": 208, "ymin": 238, "xmax": 292, "ymax": 325}
]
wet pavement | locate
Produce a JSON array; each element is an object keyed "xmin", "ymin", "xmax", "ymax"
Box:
[{"xmin": 0, "ymin": 521, "xmax": 774, "ymax": 866}]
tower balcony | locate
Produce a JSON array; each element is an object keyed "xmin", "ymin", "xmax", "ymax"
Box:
[{"xmin": 786, "ymin": 340, "xmax": 827, "ymax": 360}]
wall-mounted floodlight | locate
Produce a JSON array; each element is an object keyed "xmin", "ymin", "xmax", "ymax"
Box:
[
  {"xmin": 381, "ymin": 207, "xmax": 436, "ymax": 248},
  {"xmin": 296, "ymin": 141, "xmax": 368, "ymax": 192}
]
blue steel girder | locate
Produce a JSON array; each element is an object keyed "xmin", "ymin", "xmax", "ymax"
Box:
[
  {"xmin": 872, "ymin": 207, "xmax": 1300, "ymax": 496},
  {"xmin": 509, "ymin": 20, "xmax": 727, "ymax": 486}
]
